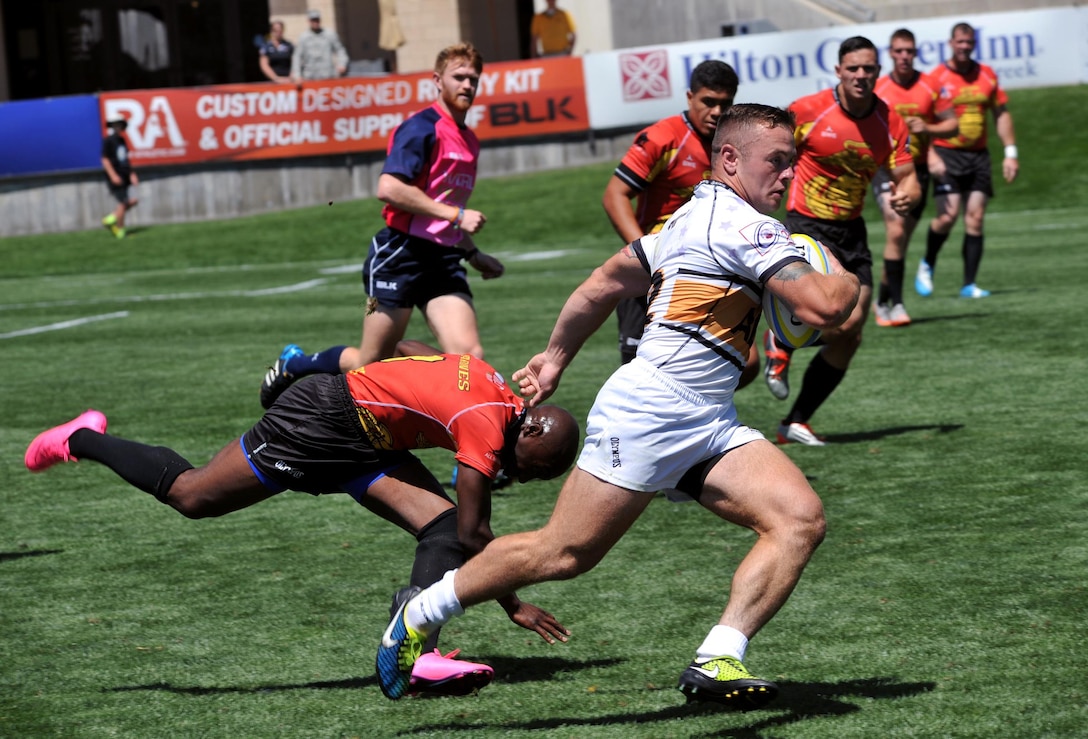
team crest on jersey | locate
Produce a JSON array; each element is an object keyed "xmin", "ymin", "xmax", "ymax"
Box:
[{"xmin": 741, "ymin": 220, "xmax": 790, "ymax": 254}]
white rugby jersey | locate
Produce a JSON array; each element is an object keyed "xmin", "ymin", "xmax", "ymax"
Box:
[{"xmin": 631, "ymin": 179, "xmax": 805, "ymax": 403}]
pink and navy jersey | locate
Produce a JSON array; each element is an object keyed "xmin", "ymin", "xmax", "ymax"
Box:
[{"xmin": 381, "ymin": 102, "xmax": 479, "ymax": 247}]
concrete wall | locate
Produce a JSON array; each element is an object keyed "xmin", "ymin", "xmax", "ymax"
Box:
[{"xmin": 0, "ymin": 132, "xmax": 636, "ymax": 237}]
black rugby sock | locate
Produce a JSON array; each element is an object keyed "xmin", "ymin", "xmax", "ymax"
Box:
[
  {"xmin": 68, "ymin": 429, "xmax": 194, "ymax": 502},
  {"xmin": 884, "ymin": 259, "xmax": 905, "ymax": 305},
  {"xmin": 962, "ymin": 234, "xmax": 984, "ymax": 286},
  {"xmin": 925, "ymin": 228, "xmax": 950, "ymax": 269},
  {"xmin": 409, "ymin": 508, "xmax": 465, "ymax": 653},
  {"xmin": 784, "ymin": 353, "xmax": 846, "ymax": 425}
]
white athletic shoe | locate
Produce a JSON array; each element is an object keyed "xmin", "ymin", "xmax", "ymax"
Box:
[
  {"xmin": 915, "ymin": 261, "xmax": 934, "ymax": 297},
  {"xmin": 776, "ymin": 422, "xmax": 826, "ymax": 447}
]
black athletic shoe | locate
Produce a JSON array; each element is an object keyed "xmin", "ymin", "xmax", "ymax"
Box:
[{"xmin": 259, "ymin": 343, "xmax": 303, "ymax": 409}]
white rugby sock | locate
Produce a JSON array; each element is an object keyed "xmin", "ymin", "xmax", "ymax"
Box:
[
  {"xmin": 695, "ymin": 625, "xmax": 749, "ymax": 662},
  {"xmin": 406, "ymin": 569, "xmax": 464, "ymax": 634}
]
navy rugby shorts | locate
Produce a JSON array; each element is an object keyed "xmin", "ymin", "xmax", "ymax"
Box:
[{"xmin": 363, "ymin": 227, "xmax": 473, "ymax": 310}]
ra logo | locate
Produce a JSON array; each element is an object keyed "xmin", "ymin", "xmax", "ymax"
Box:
[{"xmin": 102, "ymin": 95, "xmax": 186, "ymax": 150}]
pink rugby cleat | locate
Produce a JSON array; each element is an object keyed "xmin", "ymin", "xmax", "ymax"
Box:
[
  {"xmin": 409, "ymin": 649, "xmax": 494, "ymax": 696},
  {"xmin": 24, "ymin": 410, "xmax": 108, "ymax": 472}
]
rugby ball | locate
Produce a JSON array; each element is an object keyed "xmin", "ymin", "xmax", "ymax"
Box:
[{"xmin": 762, "ymin": 233, "xmax": 833, "ymax": 350}]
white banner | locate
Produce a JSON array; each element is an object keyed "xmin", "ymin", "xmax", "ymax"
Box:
[{"xmin": 584, "ymin": 7, "xmax": 1086, "ymax": 130}]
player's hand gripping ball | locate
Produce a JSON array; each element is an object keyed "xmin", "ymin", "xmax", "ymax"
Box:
[{"xmin": 762, "ymin": 233, "xmax": 833, "ymax": 349}]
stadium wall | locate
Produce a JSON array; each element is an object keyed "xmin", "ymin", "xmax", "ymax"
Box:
[{"xmin": 1, "ymin": 6, "xmax": 1083, "ymax": 237}]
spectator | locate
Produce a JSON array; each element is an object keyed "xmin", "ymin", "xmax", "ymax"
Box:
[
  {"xmin": 871, "ymin": 28, "xmax": 958, "ymax": 327},
  {"xmin": 291, "ymin": 9, "xmax": 348, "ymax": 82},
  {"xmin": 530, "ymin": 0, "xmax": 576, "ymax": 58},
  {"xmin": 100, "ymin": 118, "xmax": 138, "ymax": 240},
  {"xmin": 258, "ymin": 20, "xmax": 294, "ymax": 83},
  {"xmin": 916, "ymin": 22, "xmax": 1019, "ymax": 299}
]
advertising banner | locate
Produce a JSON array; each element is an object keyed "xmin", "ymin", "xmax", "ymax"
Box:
[
  {"xmin": 99, "ymin": 56, "xmax": 587, "ymax": 167},
  {"xmin": 0, "ymin": 95, "xmax": 102, "ymax": 177},
  {"xmin": 584, "ymin": 7, "xmax": 1085, "ymax": 130}
]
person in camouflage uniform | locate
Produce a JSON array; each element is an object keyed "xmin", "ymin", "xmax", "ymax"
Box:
[{"xmin": 291, "ymin": 9, "xmax": 348, "ymax": 81}]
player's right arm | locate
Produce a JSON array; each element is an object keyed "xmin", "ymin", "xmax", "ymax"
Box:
[
  {"xmin": 101, "ymin": 157, "xmax": 121, "ymax": 185},
  {"xmin": 376, "ymin": 173, "xmax": 486, "ymax": 235},
  {"xmin": 514, "ymin": 243, "xmax": 650, "ymax": 403},
  {"xmin": 454, "ymin": 454, "xmax": 569, "ymax": 642}
]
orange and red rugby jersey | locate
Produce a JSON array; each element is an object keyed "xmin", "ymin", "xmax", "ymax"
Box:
[
  {"xmin": 786, "ymin": 88, "xmax": 912, "ymax": 221},
  {"xmin": 928, "ymin": 62, "xmax": 1008, "ymax": 152},
  {"xmin": 345, "ymin": 353, "xmax": 523, "ymax": 479}
]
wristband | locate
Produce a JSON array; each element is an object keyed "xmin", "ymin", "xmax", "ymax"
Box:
[
  {"xmin": 462, "ymin": 247, "xmax": 479, "ymax": 261},
  {"xmin": 1004, "ymin": 145, "xmax": 1018, "ymax": 159},
  {"xmin": 450, "ymin": 206, "xmax": 465, "ymax": 227}
]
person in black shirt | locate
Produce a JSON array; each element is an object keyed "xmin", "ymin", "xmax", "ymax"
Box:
[
  {"xmin": 259, "ymin": 20, "xmax": 294, "ymax": 83},
  {"xmin": 101, "ymin": 119, "xmax": 138, "ymax": 239}
]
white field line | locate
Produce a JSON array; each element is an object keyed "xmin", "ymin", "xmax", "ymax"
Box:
[
  {"xmin": 0, "ymin": 249, "xmax": 581, "ymax": 313},
  {"xmin": 0, "ymin": 279, "xmax": 329, "ymax": 312},
  {"xmin": 0, "ymin": 311, "xmax": 130, "ymax": 340}
]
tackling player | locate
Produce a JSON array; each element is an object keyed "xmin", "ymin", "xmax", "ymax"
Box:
[{"xmin": 26, "ymin": 348, "xmax": 579, "ymax": 697}]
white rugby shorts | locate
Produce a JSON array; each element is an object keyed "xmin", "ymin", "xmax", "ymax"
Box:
[{"xmin": 577, "ymin": 357, "xmax": 764, "ymax": 493}]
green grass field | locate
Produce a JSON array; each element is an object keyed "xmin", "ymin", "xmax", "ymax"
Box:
[{"xmin": 2, "ymin": 85, "xmax": 1086, "ymax": 738}]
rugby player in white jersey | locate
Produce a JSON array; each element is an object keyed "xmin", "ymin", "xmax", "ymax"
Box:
[{"xmin": 376, "ymin": 104, "xmax": 859, "ymax": 709}]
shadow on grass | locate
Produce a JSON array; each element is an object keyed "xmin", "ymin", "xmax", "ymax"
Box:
[
  {"xmin": 108, "ymin": 676, "xmax": 377, "ymax": 694},
  {"xmin": 105, "ymin": 657, "xmax": 622, "ymax": 695},
  {"xmin": 398, "ymin": 677, "xmax": 935, "ymax": 736},
  {"xmin": 824, "ymin": 423, "xmax": 963, "ymax": 444},
  {"xmin": 0, "ymin": 549, "xmax": 63, "ymax": 562},
  {"xmin": 907, "ymin": 312, "xmax": 992, "ymax": 325}
]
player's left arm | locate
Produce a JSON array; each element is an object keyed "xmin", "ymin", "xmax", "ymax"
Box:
[
  {"xmin": 514, "ymin": 244, "xmax": 650, "ymax": 404},
  {"xmin": 457, "ymin": 233, "xmax": 504, "ymax": 280},
  {"xmin": 887, "ymin": 161, "xmax": 921, "ymax": 215},
  {"xmin": 924, "ymin": 107, "xmax": 959, "ymax": 140},
  {"xmin": 994, "ymin": 103, "xmax": 1018, "ymax": 183},
  {"xmin": 453, "ymin": 463, "xmax": 570, "ymax": 642}
]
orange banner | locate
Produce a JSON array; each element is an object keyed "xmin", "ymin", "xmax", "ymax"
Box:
[{"xmin": 99, "ymin": 57, "xmax": 588, "ymax": 167}]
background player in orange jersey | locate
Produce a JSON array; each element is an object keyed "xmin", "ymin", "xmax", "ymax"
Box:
[
  {"xmin": 26, "ymin": 348, "xmax": 579, "ymax": 695},
  {"xmin": 765, "ymin": 36, "xmax": 920, "ymax": 446},
  {"xmin": 604, "ymin": 59, "xmax": 761, "ymax": 380},
  {"xmin": 916, "ymin": 22, "xmax": 1019, "ymax": 299},
  {"xmin": 871, "ymin": 28, "xmax": 958, "ymax": 327}
]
